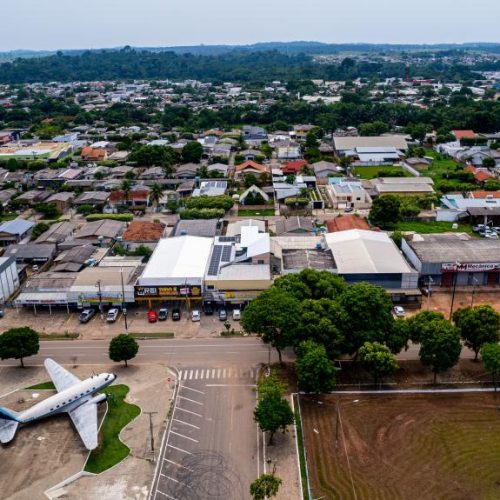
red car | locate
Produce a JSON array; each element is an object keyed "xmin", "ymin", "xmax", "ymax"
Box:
[{"xmin": 148, "ymin": 310, "xmax": 158, "ymax": 323}]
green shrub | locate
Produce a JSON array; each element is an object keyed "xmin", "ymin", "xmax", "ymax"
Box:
[
  {"xmin": 179, "ymin": 208, "xmax": 225, "ymax": 219},
  {"xmin": 86, "ymin": 213, "xmax": 133, "ymax": 222},
  {"xmin": 185, "ymin": 195, "xmax": 234, "ymax": 211}
]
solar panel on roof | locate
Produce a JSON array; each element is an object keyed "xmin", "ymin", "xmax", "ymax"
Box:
[
  {"xmin": 221, "ymin": 246, "xmax": 232, "ymax": 262},
  {"xmin": 218, "ymin": 236, "xmax": 236, "ymax": 243},
  {"xmin": 207, "ymin": 245, "xmax": 223, "ymax": 276}
]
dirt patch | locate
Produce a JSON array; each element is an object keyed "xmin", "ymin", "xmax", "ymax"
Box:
[
  {"xmin": 301, "ymin": 393, "xmax": 500, "ymax": 500},
  {"xmin": 0, "ymin": 363, "xmax": 174, "ymax": 500}
]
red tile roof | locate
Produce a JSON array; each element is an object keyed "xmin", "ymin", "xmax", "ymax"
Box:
[
  {"xmin": 470, "ymin": 190, "xmax": 500, "ymax": 199},
  {"xmin": 235, "ymin": 160, "xmax": 267, "ymax": 173},
  {"xmin": 326, "ymin": 215, "xmax": 371, "ymax": 233},
  {"xmin": 452, "ymin": 130, "xmax": 476, "ymax": 140},
  {"xmin": 282, "ymin": 160, "xmax": 308, "ymax": 174},
  {"xmin": 464, "ymin": 166, "xmax": 492, "ymax": 183},
  {"xmin": 109, "ymin": 190, "xmax": 149, "ymax": 203}
]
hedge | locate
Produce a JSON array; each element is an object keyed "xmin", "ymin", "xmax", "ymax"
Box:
[
  {"xmin": 185, "ymin": 195, "xmax": 234, "ymax": 211},
  {"xmin": 86, "ymin": 213, "xmax": 134, "ymax": 222},
  {"xmin": 179, "ymin": 208, "xmax": 225, "ymax": 219}
]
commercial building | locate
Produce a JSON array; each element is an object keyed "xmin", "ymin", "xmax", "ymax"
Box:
[
  {"xmin": 0, "ymin": 218, "xmax": 34, "ymax": 247},
  {"xmin": 401, "ymin": 233, "xmax": 500, "ymax": 286},
  {"xmin": 0, "ymin": 256, "xmax": 20, "ymax": 303},
  {"xmin": 135, "ymin": 236, "xmax": 213, "ymax": 305}
]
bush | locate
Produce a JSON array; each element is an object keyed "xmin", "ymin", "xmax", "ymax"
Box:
[
  {"xmin": 76, "ymin": 204, "xmax": 95, "ymax": 215},
  {"xmin": 32, "ymin": 222, "xmax": 50, "ymax": 240},
  {"xmin": 185, "ymin": 195, "xmax": 234, "ymax": 211},
  {"xmin": 179, "ymin": 208, "xmax": 225, "ymax": 219},
  {"xmin": 86, "ymin": 213, "xmax": 133, "ymax": 222}
]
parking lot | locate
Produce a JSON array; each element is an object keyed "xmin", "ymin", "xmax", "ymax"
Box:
[
  {"xmin": 151, "ymin": 366, "xmax": 260, "ymax": 500},
  {"xmin": 0, "ymin": 303, "xmax": 246, "ymax": 340}
]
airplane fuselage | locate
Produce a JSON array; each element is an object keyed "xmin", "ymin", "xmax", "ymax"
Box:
[{"xmin": 19, "ymin": 373, "xmax": 115, "ymax": 423}]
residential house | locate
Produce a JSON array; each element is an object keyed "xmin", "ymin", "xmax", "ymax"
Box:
[
  {"xmin": 107, "ymin": 188, "xmax": 150, "ymax": 211},
  {"xmin": 4, "ymin": 243, "xmax": 57, "ymax": 265},
  {"xmin": 326, "ymin": 179, "xmax": 372, "ymax": 210},
  {"xmin": 207, "ymin": 163, "xmax": 229, "ymax": 177},
  {"xmin": 0, "ymin": 189, "xmax": 17, "ymax": 208},
  {"xmin": 366, "ymin": 177, "xmax": 435, "ymax": 197},
  {"xmin": 311, "ymin": 160, "xmax": 341, "ymax": 178},
  {"xmin": 14, "ymin": 189, "xmax": 52, "ymax": 207},
  {"xmin": 333, "ymin": 136, "xmax": 409, "ymax": 157},
  {"xmin": 277, "ymin": 146, "xmax": 301, "ymax": 160},
  {"xmin": 274, "ymin": 217, "xmax": 314, "ymax": 236},
  {"xmin": 464, "ymin": 166, "xmax": 492, "ymax": 184},
  {"xmin": 242, "ymin": 126, "xmax": 267, "ymax": 146},
  {"xmin": 139, "ymin": 166, "xmax": 165, "ymax": 180},
  {"xmin": 192, "ymin": 180, "xmax": 228, "ymax": 197},
  {"xmin": 81, "ymin": 146, "xmax": 107, "ymax": 162},
  {"xmin": 0, "ymin": 218, "xmax": 35, "ymax": 247},
  {"xmin": 240, "ymin": 149, "xmax": 262, "ymax": 162},
  {"xmin": 35, "ymin": 221, "xmax": 75, "ymax": 245},
  {"xmin": 122, "ymin": 220, "xmax": 166, "ymax": 251},
  {"xmin": 73, "ymin": 191, "xmax": 110, "ymax": 208},
  {"xmin": 176, "ymin": 163, "xmax": 199, "ymax": 179},
  {"xmin": 234, "ymin": 161, "xmax": 268, "ymax": 179},
  {"xmin": 73, "ymin": 219, "xmax": 125, "ymax": 245},
  {"xmin": 326, "ymin": 215, "xmax": 371, "ymax": 232},
  {"xmin": 239, "ymin": 185, "xmax": 270, "ymax": 205},
  {"xmin": 282, "ymin": 160, "xmax": 308, "ymax": 175}
]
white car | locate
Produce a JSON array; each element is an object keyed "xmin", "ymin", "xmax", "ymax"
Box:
[
  {"xmin": 232, "ymin": 309, "xmax": 241, "ymax": 321},
  {"xmin": 191, "ymin": 310, "xmax": 201, "ymax": 322},
  {"xmin": 393, "ymin": 306, "xmax": 406, "ymax": 317},
  {"xmin": 106, "ymin": 308, "xmax": 119, "ymax": 323}
]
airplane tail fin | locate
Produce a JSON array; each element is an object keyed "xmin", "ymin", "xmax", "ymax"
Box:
[
  {"xmin": 0, "ymin": 407, "xmax": 20, "ymax": 422},
  {"xmin": 0, "ymin": 417, "xmax": 19, "ymax": 444}
]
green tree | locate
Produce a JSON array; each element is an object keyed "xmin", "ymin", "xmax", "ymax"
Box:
[
  {"xmin": 0, "ymin": 327, "xmax": 39, "ymax": 367},
  {"xmin": 295, "ymin": 340, "xmax": 336, "ymax": 393},
  {"xmin": 482, "ymin": 156, "xmax": 495, "ymax": 169},
  {"xmin": 241, "ymin": 288, "xmax": 301, "ymax": 363},
  {"xmin": 250, "ymin": 474, "xmax": 282, "ymax": 500},
  {"xmin": 338, "ymin": 283, "xmax": 395, "ymax": 356},
  {"xmin": 131, "ymin": 244, "xmax": 153, "ymax": 262},
  {"xmin": 31, "ymin": 222, "xmax": 50, "ymax": 240},
  {"xmin": 480, "ymin": 343, "xmax": 500, "ymax": 391},
  {"xmin": 108, "ymin": 334, "xmax": 139, "ymax": 367},
  {"xmin": 149, "ymin": 182, "xmax": 164, "ymax": 209},
  {"xmin": 419, "ymin": 320, "xmax": 461, "ymax": 384},
  {"xmin": 254, "ymin": 392, "xmax": 294, "ymax": 445},
  {"xmin": 35, "ymin": 202, "xmax": 59, "ymax": 218},
  {"xmin": 358, "ymin": 341, "xmax": 398, "ymax": 384},
  {"xmin": 453, "ymin": 305, "xmax": 500, "ymax": 361},
  {"xmin": 182, "ymin": 141, "xmax": 203, "ymax": 163},
  {"xmin": 244, "ymin": 173, "xmax": 260, "ymax": 188},
  {"xmin": 407, "ymin": 310, "xmax": 446, "ymax": 343},
  {"xmin": 120, "ymin": 179, "xmax": 133, "ymax": 203},
  {"xmin": 369, "ymin": 194, "xmax": 401, "ymax": 230}
]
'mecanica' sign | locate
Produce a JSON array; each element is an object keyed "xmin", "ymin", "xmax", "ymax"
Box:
[{"xmin": 441, "ymin": 263, "xmax": 500, "ymax": 272}]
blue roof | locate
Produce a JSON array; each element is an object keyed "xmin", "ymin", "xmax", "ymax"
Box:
[{"xmin": 0, "ymin": 218, "xmax": 35, "ymax": 235}]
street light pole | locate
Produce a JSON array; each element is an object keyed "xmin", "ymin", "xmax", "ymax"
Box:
[
  {"xmin": 96, "ymin": 279, "xmax": 103, "ymax": 319},
  {"xmin": 427, "ymin": 277, "xmax": 434, "ymax": 310},
  {"xmin": 470, "ymin": 277, "xmax": 478, "ymax": 308},
  {"xmin": 449, "ymin": 262, "xmax": 460, "ymax": 321},
  {"xmin": 120, "ymin": 268, "xmax": 128, "ymax": 332}
]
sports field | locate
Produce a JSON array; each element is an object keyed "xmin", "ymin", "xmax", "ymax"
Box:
[{"xmin": 301, "ymin": 393, "xmax": 500, "ymax": 500}]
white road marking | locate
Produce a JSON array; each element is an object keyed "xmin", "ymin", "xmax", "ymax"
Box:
[
  {"xmin": 171, "ymin": 431, "xmax": 199, "ymax": 443},
  {"xmin": 217, "ymin": 369, "xmax": 221, "ymax": 379},
  {"xmin": 178, "ymin": 395, "xmax": 203, "ymax": 406},
  {"xmin": 164, "ymin": 458, "xmax": 194, "ymax": 472},
  {"xmin": 166, "ymin": 443, "xmax": 192, "ymax": 455},
  {"xmin": 155, "ymin": 489, "xmax": 177, "ymax": 500},
  {"xmin": 180, "ymin": 385, "xmax": 204, "ymax": 395},
  {"xmin": 172, "ymin": 418, "xmax": 200, "ymax": 430},
  {"xmin": 222, "ymin": 369, "xmax": 227, "ymax": 378},
  {"xmin": 188, "ymin": 370, "xmax": 193, "ymax": 380},
  {"xmin": 161, "ymin": 473, "xmax": 180, "ymax": 483},
  {"xmin": 175, "ymin": 407, "xmax": 202, "ymax": 418},
  {"xmin": 211, "ymin": 369, "xmax": 215, "ymax": 378},
  {"xmin": 205, "ymin": 384, "xmax": 257, "ymax": 387},
  {"xmin": 178, "ymin": 370, "xmax": 183, "ymax": 380},
  {"xmin": 194, "ymin": 369, "xmax": 199, "ymax": 379}
]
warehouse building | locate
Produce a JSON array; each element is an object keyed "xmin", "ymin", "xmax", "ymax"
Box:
[
  {"xmin": 401, "ymin": 233, "xmax": 500, "ymax": 286},
  {"xmin": 0, "ymin": 256, "xmax": 20, "ymax": 303}
]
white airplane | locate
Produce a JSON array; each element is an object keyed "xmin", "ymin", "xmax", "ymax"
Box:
[{"xmin": 0, "ymin": 359, "xmax": 116, "ymax": 450}]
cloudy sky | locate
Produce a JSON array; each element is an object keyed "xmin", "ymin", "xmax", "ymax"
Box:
[{"xmin": 1, "ymin": 0, "xmax": 499, "ymax": 51}]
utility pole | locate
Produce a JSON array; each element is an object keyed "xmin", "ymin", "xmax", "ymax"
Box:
[
  {"xmin": 120, "ymin": 268, "xmax": 128, "ymax": 332},
  {"xmin": 449, "ymin": 270, "xmax": 459, "ymax": 320},
  {"xmin": 96, "ymin": 279, "xmax": 103, "ymax": 319},
  {"xmin": 427, "ymin": 276, "xmax": 434, "ymax": 310},
  {"xmin": 470, "ymin": 277, "xmax": 478, "ymax": 308},
  {"xmin": 144, "ymin": 411, "xmax": 158, "ymax": 457}
]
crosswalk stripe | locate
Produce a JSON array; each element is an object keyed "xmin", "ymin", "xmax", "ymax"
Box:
[
  {"xmin": 194, "ymin": 369, "xmax": 199, "ymax": 380},
  {"xmin": 188, "ymin": 370, "xmax": 193, "ymax": 380},
  {"xmin": 211, "ymin": 369, "xmax": 215, "ymax": 379},
  {"xmin": 217, "ymin": 369, "xmax": 221, "ymax": 379},
  {"xmin": 222, "ymin": 369, "xmax": 227, "ymax": 378},
  {"xmin": 200, "ymin": 369, "xmax": 205, "ymax": 379}
]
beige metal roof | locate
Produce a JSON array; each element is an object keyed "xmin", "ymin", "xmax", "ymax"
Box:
[{"xmin": 333, "ymin": 135, "xmax": 409, "ymax": 151}]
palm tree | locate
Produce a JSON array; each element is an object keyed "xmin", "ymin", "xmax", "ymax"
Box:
[
  {"xmin": 149, "ymin": 183, "xmax": 163, "ymax": 211},
  {"xmin": 120, "ymin": 179, "xmax": 132, "ymax": 205}
]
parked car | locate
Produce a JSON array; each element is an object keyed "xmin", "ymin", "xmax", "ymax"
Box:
[
  {"xmin": 393, "ymin": 306, "xmax": 406, "ymax": 317},
  {"xmin": 158, "ymin": 308, "xmax": 168, "ymax": 321},
  {"xmin": 148, "ymin": 310, "xmax": 158, "ymax": 323},
  {"xmin": 191, "ymin": 310, "xmax": 201, "ymax": 322},
  {"xmin": 106, "ymin": 308, "xmax": 119, "ymax": 323},
  {"xmin": 203, "ymin": 302, "xmax": 214, "ymax": 315},
  {"xmin": 219, "ymin": 309, "xmax": 227, "ymax": 321},
  {"xmin": 473, "ymin": 224, "xmax": 486, "ymax": 233},
  {"xmin": 32, "ymin": 264, "xmax": 39, "ymax": 272},
  {"xmin": 79, "ymin": 308, "xmax": 96, "ymax": 324},
  {"xmin": 0, "ymin": 309, "xmax": 5, "ymax": 319},
  {"xmin": 232, "ymin": 309, "xmax": 241, "ymax": 321},
  {"xmin": 172, "ymin": 308, "xmax": 181, "ymax": 321},
  {"xmin": 344, "ymin": 206, "xmax": 353, "ymax": 213},
  {"xmin": 485, "ymin": 232, "xmax": 498, "ymax": 239}
]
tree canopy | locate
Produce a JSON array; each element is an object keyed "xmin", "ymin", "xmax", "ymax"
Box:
[
  {"xmin": 250, "ymin": 474, "xmax": 282, "ymax": 500},
  {"xmin": 0, "ymin": 327, "xmax": 39, "ymax": 367},
  {"xmin": 109, "ymin": 334, "xmax": 139, "ymax": 367},
  {"xmin": 295, "ymin": 340, "xmax": 337, "ymax": 393},
  {"xmin": 358, "ymin": 341, "xmax": 399, "ymax": 384}
]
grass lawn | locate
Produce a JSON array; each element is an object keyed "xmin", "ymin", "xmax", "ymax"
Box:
[
  {"xmin": 396, "ymin": 220, "xmax": 474, "ymax": 235},
  {"xmin": 25, "ymin": 381, "xmax": 55, "ymax": 390},
  {"xmin": 85, "ymin": 384, "xmax": 140, "ymax": 474},
  {"xmin": 238, "ymin": 208, "xmax": 275, "ymax": 216},
  {"xmin": 353, "ymin": 165, "xmax": 411, "ymax": 179},
  {"xmin": 129, "ymin": 332, "xmax": 174, "ymax": 339},
  {"xmin": 0, "ymin": 213, "xmax": 18, "ymax": 222},
  {"xmin": 38, "ymin": 332, "xmax": 79, "ymax": 340}
]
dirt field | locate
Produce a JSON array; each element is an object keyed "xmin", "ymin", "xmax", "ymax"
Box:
[
  {"xmin": 0, "ymin": 363, "xmax": 173, "ymax": 500},
  {"xmin": 301, "ymin": 393, "xmax": 500, "ymax": 500}
]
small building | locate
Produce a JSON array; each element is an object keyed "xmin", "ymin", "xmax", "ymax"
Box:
[
  {"xmin": 172, "ymin": 219, "xmax": 219, "ymax": 238},
  {"xmin": 176, "ymin": 163, "xmax": 199, "ymax": 179},
  {"xmin": 234, "ymin": 161, "xmax": 268, "ymax": 178},
  {"xmin": 46, "ymin": 192, "xmax": 75, "ymax": 213},
  {"xmin": 35, "ymin": 221, "xmax": 75, "ymax": 245},
  {"xmin": 0, "ymin": 256, "xmax": 20, "ymax": 302},
  {"xmin": 274, "ymin": 217, "xmax": 314, "ymax": 236},
  {"xmin": 311, "ymin": 160, "xmax": 341, "ymax": 178},
  {"xmin": 402, "ymin": 233, "xmax": 500, "ymax": 287},
  {"xmin": 239, "ymin": 185, "xmax": 270, "ymax": 205},
  {"xmin": 192, "ymin": 180, "xmax": 227, "ymax": 197},
  {"xmin": 4, "ymin": 243, "xmax": 57, "ymax": 265},
  {"xmin": 73, "ymin": 219, "xmax": 125, "ymax": 245},
  {"xmin": 73, "ymin": 191, "xmax": 110, "ymax": 207},
  {"xmin": 326, "ymin": 215, "xmax": 371, "ymax": 232},
  {"xmin": 207, "ymin": 163, "xmax": 229, "ymax": 177},
  {"xmin": 368, "ymin": 177, "xmax": 435, "ymax": 197},
  {"xmin": 122, "ymin": 221, "xmax": 165, "ymax": 251},
  {"xmin": 0, "ymin": 218, "xmax": 35, "ymax": 247},
  {"xmin": 326, "ymin": 179, "xmax": 372, "ymax": 210}
]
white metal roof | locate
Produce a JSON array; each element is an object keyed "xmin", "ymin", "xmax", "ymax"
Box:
[
  {"xmin": 139, "ymin": 236, "xmax": 213, "ymax": 282},
  {"xmin": 325, "ymin": 229, "xmax": 416, "ymax": 275}
]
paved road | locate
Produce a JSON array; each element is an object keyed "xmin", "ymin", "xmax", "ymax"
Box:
[
  {"xmin": 151, "ymin": 367, "xmax": 259, "ymax": 500},
  {"xmin": 0, "ymin": 338, "xmax": 289, "ymax": 368}
]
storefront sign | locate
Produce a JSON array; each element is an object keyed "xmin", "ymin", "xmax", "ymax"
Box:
[
  {"xmin": 135, "ymin": 285, "xmax": 201, "ymax": 298},
  {"xmin": 441, "ymin": 262, "xmax": 500, "ymax": 273}
]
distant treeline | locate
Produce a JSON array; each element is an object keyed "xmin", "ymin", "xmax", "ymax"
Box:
[{"xmin": 0, "ymin": 48, "xmax": 482, "ymax": 84}]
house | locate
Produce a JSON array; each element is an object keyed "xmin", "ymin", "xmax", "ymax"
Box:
[
  {"xmin": 452, "ymin": 130, "xmax": 476, "ymax": 141},
  {"xmin": 0, "ymin": 189, "xmax": 18, "ymax": 207},
  {"xmin": 240, "ymin": 149, "xmax": 262, "ymax": 162},
  {"xmin": 107, "ymin": 188, "xmax": 150, "ymax": 210},
  {"xmin": 403, "ymin": 157, "xmax": 432, "ymax": 172},
  {"xmin": 109, "ymin": 165, "xmax": 135, "ymax": 178},
  {"xmin": 4, "ymin": 243, "xmax": 57, "ymax": 264},
  {"xmin": 282, "ymin": 160, "xmax": 308, "ymax": 175},
  {"xmin": 464, "ymin": 166, "xmax": 492, "ymax": 184},
  {"xmin": 333, "ymin": 136, "xmax": 409, "ymax": 157},
  {"xmin": 277, "ymin": 146, "xmax": 301, "ymax": 160},
  {"xmin": 122, "ymin": 220, "xmax": 165, "ymax": 251},
  {"xmin": 73, "ymin": 219, "xmax": 125, "ymax": 245},
  {"xmin": 239, "ymin": 185, "xmax": 270, "ymax": 205},
  {"xmin": 0, "ymin": 218, "xmax": 34, "ymax": 246},
  {"xmin": 73, "ymin": 191, "xmax": 110, "ymax": 207},
  {"xmin": 35, "ymin": 221, "xmax": 75, "ymax": 245},
  {"xmin": 139, "ymin": 166, "xmax": 165, "ymax": 180},
  {"xmin": 81, "ymin": 146, "xmax": 107, "ymax": 162},
  {"xmin": 291, "ymin": 124, "xmax": 316, "ymax": 141},
  {"xmin": 367, "ymin": 177, "xmax": 435, "ymax": 196},
  {"xmin": 52, "ymin": 245, "xmax": 99, "ymax": 272},
  {"xmin": 326, "ymin": 215, "xmax": 371, "ymax": 232},
  {"xmin": 172, "ymin": 219, "xmax": 219, "ymax": 238},
  {"xmin": 274, "ymin": 217, "xmax": 314, "ymax": 236},
  {"xmin": 158, "ymin": 190, "xmax": 180, "ymax": 211},
  {"xmin": 242, "ymin": 126, "xmax": 267, "ymax": 146},
  {"xmin": 326, "ymin": 179, "xmax": 372, "ymax": 210},
  {"xmin": 311, "ymin": 161, "xmax": 341, "ymax": 178},
  {"xmin": 46, "ymin": 192, "xmax": 75, "ymax": 213},
  {"xmin": 192, "ymin": 180, "xmax": 228, "ymax": 197},
  {"xmin": 176, "ymin": 163, "xmax": 199, "ymax": 179},
  {"xmin": 212, "ymin": 143, "xmax": 232, "ymax": 159},
  {"xmin": 234, "ymin": 161, "xmax": 268, "ymax": 178},
  {"xmin": 14, "ymin": 190, "xmax": 52, "ymax": 207},
  {"xmin": 207, "ymin": 163, "xmax": 229, "ymax": 177}
]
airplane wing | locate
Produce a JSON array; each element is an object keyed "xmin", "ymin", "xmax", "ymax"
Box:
[
  {"xmin": 69, "ymin": 402, "xmax": 98, "ymax": 450},
  {"xmin": 44, "ymin": 358, "xmax": 81, "ymax": 393}
]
